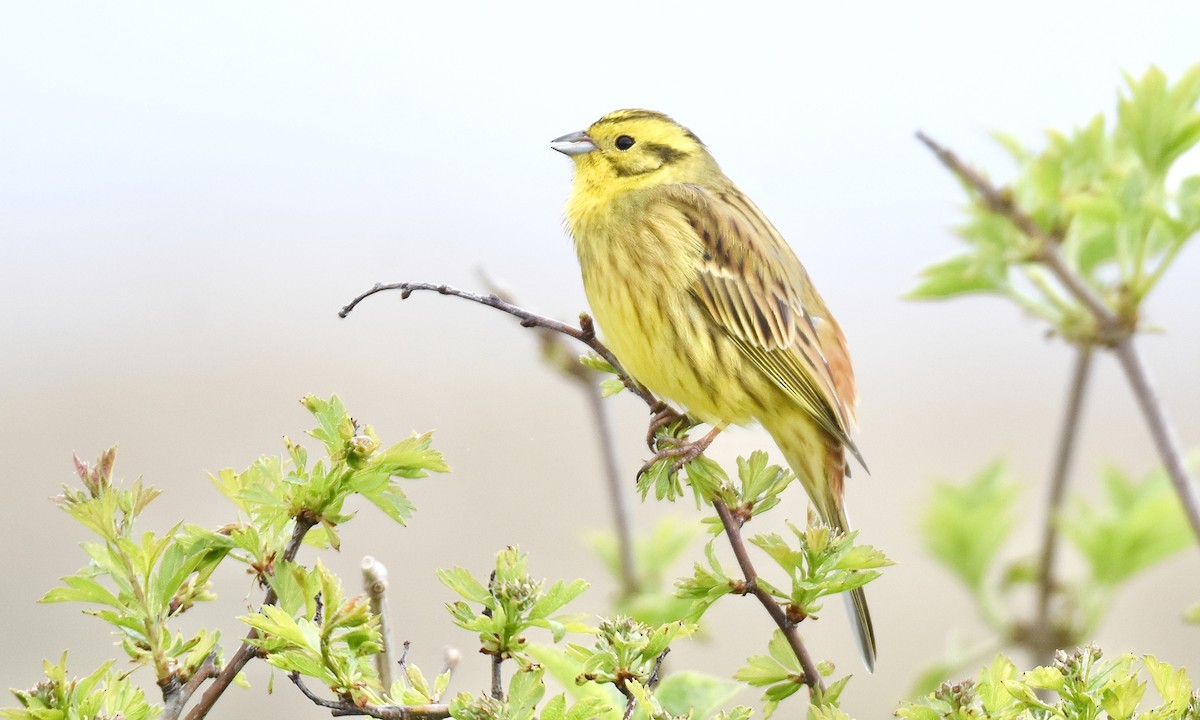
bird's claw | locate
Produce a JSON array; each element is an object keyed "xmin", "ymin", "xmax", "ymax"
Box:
[
  {"xmin": 645, "ymin": 404, "xmax": 692, "ymax": 451},
  {"xmin": 636, "ymin": 425, "xmax": 722, "ymax": 479}
]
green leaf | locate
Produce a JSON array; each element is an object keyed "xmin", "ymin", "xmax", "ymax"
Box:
[
  {"xmin": 302, "ymin": 394, "xmax": 349, "ymax": 456},
  {"xmin": 599, "ymin": 378, "xmax": 626, "ymax": 397},
  {"xmin": 40, "ymin": 576, "xmax": 123, "ymax": 609},
  {"xmin": 683, "ymin": 455, "xmax": 728, "ymax": 506},
  {"xmin": 894, "ymin": 707, "xmax": 941, "ymax": 720},
  {"xmin": 1100, "ymin": 673, "xmax": 1146, "ymax": 720},
  {"xmin": 921, "ymin": 460, "xmax": 1018, "ymax": 591},
  {"xmin": 368, "ymin": 432, "xmax": 451, "ymax": 478},
  {"xmin": 1022, "ymin": 665, "xmax": 1064, "ymax": 691},
  {"xmin": 655, "ymin": 671, "xmax": 743, "ymax": 718},
  {"xmin": 735, "ymin": 654, "xmax": 790, "ymax": 687},
  {"xmin": 1062, "ymin": 458, "xmax": 1193, "ymax": 585},
  {"xmin": 525, "ymin": 644, "xmax": 618, "ymax": 706},
  {"xmin": 1178, "ymin": 176, "xmax": 1200, "ymax": 233},
  {"xmin": 908, "ymin": 253, "xmax": 1010, "ymax": 300},
  {"xmin": 529, "ymin": 580, "xmax": 589, "ymax": 620},
  {"xmin": 540, "ymin": 694, "xmax": 567, "ymax": 720},
  {"xmin": 437, "ymin": 567, "xmax": 492, "ymax": 605},
  {"xmin": 1117, "ymin": 64, "xmax": 1200, "ymax": 177},
  {"xmin": 977, "ymin": 653, "xmax": 1019, "ymax": 714},
  {"xmin": 579, "ymin": 353, "xmax": 618, "ymax": 375},
  {"xmin": 1143, "ymin": 655, "xmax": 1192, "ymax": 712}
]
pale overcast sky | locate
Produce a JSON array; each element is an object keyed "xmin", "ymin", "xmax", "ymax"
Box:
[{"xmin": 2, "ymin": 3, "xmax": 1198, "ymax": 717}]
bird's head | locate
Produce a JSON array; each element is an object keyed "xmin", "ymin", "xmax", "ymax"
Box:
[{"xmin": 551, "ymin": 109, "xmax": 719, "ymax": 191}]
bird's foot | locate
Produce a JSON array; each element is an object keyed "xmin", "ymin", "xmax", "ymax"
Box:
[
  {"xmin": 645, "ymin": 403, "xmax": 694, "ymax": 451},
  {"xmin": 638, "ymin": 425, "xmax": 723, "ymax": 477}
]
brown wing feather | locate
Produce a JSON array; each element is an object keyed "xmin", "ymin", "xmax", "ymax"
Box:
[{"xmin": 660, "ymin": 184, "xmax": 864, "ymax": 466}]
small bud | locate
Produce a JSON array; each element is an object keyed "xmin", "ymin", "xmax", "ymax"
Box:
[{"xmin": 443, "ymin": 646, "xmax": 462, "ymax": 671}]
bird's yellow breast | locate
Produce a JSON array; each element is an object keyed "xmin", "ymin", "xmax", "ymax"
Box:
[{"xmin": 567, "ymin": 190, "xmax": 767, "ymax": 427}]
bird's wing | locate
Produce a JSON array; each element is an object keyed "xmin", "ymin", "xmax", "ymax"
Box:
[{"xmin": 658, "ymin": 183, "xmax": 864, "ymax": 466}]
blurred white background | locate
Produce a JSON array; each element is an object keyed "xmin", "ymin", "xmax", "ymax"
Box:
[{"xmin": 2, "ymin": 2, "xmax": 1198, "ymax": 717}]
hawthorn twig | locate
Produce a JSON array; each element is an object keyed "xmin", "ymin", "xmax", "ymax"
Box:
[
  {"xmin": 646, "ymin": 648, "xmax": 670, "ymax": 690},
  {"xmin": 161, "ymin": 653, "xmax": 218, "ymax": 720},
  {"xmin": 621, "ymin": 648, "xmax": 670, "ymax": 720},
  {"xmin": 288, "ymin": 672, "xmax": 451, "ymax": 720},
  {"xmin": 714, "ymin": 499, "xmax": 825, "ymax": 693},
  {"xmin": 184, "ymin": 516, "xmax": 316, "ymax": 720},
  {"xmin": 1111, "ymin": 338, "xmax": 1200, "ymax": 535},
  {"xmin": 339, "ymin": 282, "xmax": 656, "ymax": 409},
  {"xmin": 491, "ymin": 654, "xmax": 503, "ymax": 701},
  {"xmin": 1033, "ymin": 346, "xmax": 1092, "ymax": 666},
  {"xmin": 915, "ymin": 131, "xmax": 1200, "ymax": 544}
]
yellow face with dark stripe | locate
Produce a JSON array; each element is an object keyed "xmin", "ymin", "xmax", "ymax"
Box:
[{"xmin": 565, "ymin": 109, "xmax": 718, "ymax": 189}]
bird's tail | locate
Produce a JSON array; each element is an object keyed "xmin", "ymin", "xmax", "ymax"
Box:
[{"xmin": 769, "ymin": 420, "xmax": 877, "ymax": 673}]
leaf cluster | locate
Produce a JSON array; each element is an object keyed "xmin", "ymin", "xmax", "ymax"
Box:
[
  {"xmin": 917, "ymin": 455, "xmax": 1195, "ymax": 689},
  {"xmin": 677, "ymin": 521, "xmax": 890, "ymax": 626},
  {"xmin": 733, "ymin": 631, "xmax": 847, "ymax": 719},
  {"xmin": 442, "ymin": 549, "xmax": 743, "ymax": 720},
  {"xmin": 898, "ymin": 646, "xmax": 1199, "ymax": 720},
  {"xmin": 241, "ymin": 560, "xmax": 383, "ymax": 705},
  {"xmin": 2, "ymin": 654, "xmax": 159, "ymax": 720},
  {"xmin": 43, "ymin": 449, "xmax": 227, "ymax": 688},
  {"xmin": 448, "ymin": 667, "xmax": 611, "ymax": 720},
  {"xmin": 911, "ymin": 64, "xmax": 1200, "ymax": 341},
  {"xmin": 439, "ymin": 546, "xmax": 590, "ymax": 663},
  {"xmin": 211, "ymin": 394, "xmax": 448, "ymax": 554},
  {"xmin": 566, "ymin": 616, "xmax": 693, "ymax": 690},
  {"xmin": 11, "ymin": 395, "xmax": 449, "ymax": 720}
]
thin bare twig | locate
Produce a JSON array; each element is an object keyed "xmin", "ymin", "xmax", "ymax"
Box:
[
  {"xmin": 288, "ymin": 672, "xmax": 451, "ymax": 720},
  {"xmin": 713, "ymin": 500, "xmax": 825, "ymax": 693},
  {"xmin": 622, "ymin": 691, "xmax": 636, "ymax": 720},
  {"xmin": 1033, "ymin": 346, "xmax": 1092, "ymax": 666},
  {"xmin": 621, "ymin": 649, "xmax": 671, "ymax": 720},
  {"xmin": 915, "ymin": 131, "xmax": 1200, "ymax": 544},
  {"xmin": 491, "ymin": 655, "xmax": 503, "ymax": 701},
  {"xmin": 1112, "ymin": 338, "xmax": 1200, "ymax": 537},
  {"xmin": 646, "ymin": 648, "xmax": 670, "ymax": 690},
  {"xmin": 339, "ymin": 282, "xmax": 656, "ymax": 408},
  {"xmin": 184, "ymin": 517, "xmax": 316, "ymax": 720}
]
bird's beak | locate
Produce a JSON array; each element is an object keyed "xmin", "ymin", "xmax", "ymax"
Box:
[{"xmin": 550, "ymin": 130, "xmax": 598, "ymax": 156}]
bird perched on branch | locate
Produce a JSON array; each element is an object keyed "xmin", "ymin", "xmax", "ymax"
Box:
[{"xmin": 551, "ymin": 109, "xmax": 875, "ymax": 670}]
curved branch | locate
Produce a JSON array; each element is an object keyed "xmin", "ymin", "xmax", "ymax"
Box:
[
  {"xmin": 339, "ymin": 281, "xmax": 657, "ymax": 409},
  {"xmin": 915, "ymin": 131, "xmax": 1200, "ymax": 544},
  {"xmin": 914, "ymin": 132, "xmax": 1119, "ymax": 332}
]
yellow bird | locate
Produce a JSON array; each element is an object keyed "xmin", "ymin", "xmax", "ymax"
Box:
[{"xmin": 551, "ymin": 109, "xmax": 875, "ymax": 670}]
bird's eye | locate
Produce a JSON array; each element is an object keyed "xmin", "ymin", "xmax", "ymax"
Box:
[{"xmin": 615, "ymin": 135, "xmax": 635, "ymax": 150}]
